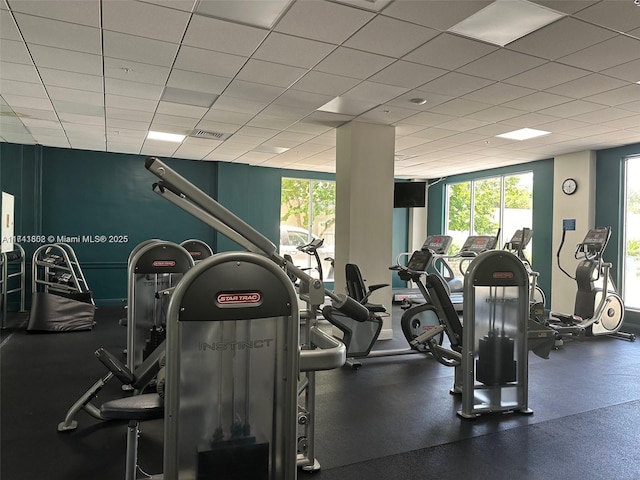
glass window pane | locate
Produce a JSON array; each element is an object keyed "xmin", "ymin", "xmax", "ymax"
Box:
[
  {"xmin": 503, "ymin": 173, "xmax": 534, "ymax": 261},
  {"xmin": 624, "ymin": 157, "xmax": 640, "ymax": 309},
  {"xmin": 280, "ymin": 177, "xmax": 335, "ymax": 281},
  {"xmin": 472, "ymin": 177, "xmax": 501, "ymax": 237},
  {"xmin": 446, "ymin": 182, "xmax": 471, "ymax": 253}
]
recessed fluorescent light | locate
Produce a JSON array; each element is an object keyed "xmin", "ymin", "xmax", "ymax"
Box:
[
  {"xmin": 147, "ymin": 131, "xmax": 186, "ymax": 143},
  {"xmin": 496, "ymin": 128, "xmax": 551, "ymax": 141},
  {"xmin": 448, "ymin": 0, "xmax": 565, "ymax": 47}
]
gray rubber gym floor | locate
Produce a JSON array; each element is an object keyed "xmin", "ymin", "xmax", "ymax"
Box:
[{"xmin": 2, "ymin": 305, "xmax": 640, "ymax": 480}]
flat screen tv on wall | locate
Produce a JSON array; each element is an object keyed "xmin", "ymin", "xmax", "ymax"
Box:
[{"xmin": 393, "ymin": 182, "xmax": 426, "ymax": 208}]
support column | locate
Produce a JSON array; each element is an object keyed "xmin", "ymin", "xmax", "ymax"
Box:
[
  {"xmin": 334, "ymin": 122, "xmax": 395, "ymax": 340},
  {"xmin": 551, "ymin": 150, "xmax": 596, "ymax": 314}
]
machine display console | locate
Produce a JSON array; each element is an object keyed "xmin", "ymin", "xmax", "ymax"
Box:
[
  {"xmin": 406, "ymin": 250, "xmax": 432, "ymax": 272},
  {"xmin": 581, "ymin": 227, "xmax": 610, "ymax": 254},
  {"xmin": 507, "ymin": 229, "xmax": 532, "ymax": 250},
  {"xmin": 460, "ymin": 235, "xmax": 497, "ymax": 255},
  {"xmin": 420, "ymin": 235, "xmax": 452, "ymax": 255}
]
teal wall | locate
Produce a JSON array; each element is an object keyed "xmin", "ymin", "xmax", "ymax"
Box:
[
  {"xmin": 425, "ymin": 159, "xmax": 555, "ymax": 302},
  {"xmin": 1, "ymin": 143, "xmax": 217, "ymax": 305}
]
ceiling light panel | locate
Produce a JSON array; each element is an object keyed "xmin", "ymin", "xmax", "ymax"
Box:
[
  {"xmin": 496, "ymin": 127, "xmax": 551, "ymax": 140},
  {"xmin": 195, "ymin": 0, "xmax": 293, "ymax": 29},
  {"xmin": 448, "ymin": 0, "xmax": 565, "ymax": 47}
]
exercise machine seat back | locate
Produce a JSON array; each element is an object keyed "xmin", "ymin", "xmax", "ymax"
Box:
[
  {"xmin": 345, "ymin": 263, "xmax": 387, "ymax": 313},
  {"xmin": 321, "ymin": 305, "xmax": 383, "ymax": 358},
  {"xmin": 423, "ymin": 273, "xmax": 463, "ymax": 352}
]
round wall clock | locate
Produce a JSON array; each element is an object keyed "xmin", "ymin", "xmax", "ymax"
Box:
[{"xmin": 562, "ymin": 178, "xmax": 578, "ymax": 195}]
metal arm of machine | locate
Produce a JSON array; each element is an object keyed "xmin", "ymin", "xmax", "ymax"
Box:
[{"xmin": 145, "ymin": 157, "xmax": 369, "ymax": 323}]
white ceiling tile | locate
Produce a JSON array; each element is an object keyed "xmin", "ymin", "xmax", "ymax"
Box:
[
  {"xmin": 59, "ymin": 112, "xmax": 104, "ymax": 126},
  {"xmin": 344, "ymin": 15, "xmax": 438, "ymax": 58},
  {"xmin": 402, "ymin": 112, "xmax": 456, "ymax": 128},
  {"xmin": 14, "ymin": 12, "xmax": 101, "ymax": 54},
  {"xmin": 1, "ymin": 8, "xmax": 22, "ymax": 41},
  {"xmin": 167, "ymin": 69, "xmax": 231, "ymax": 95},
  {"xmin": 212, "ymin": 96, "xmax": 269, "ymax": 116},
  {"xmin": 536, "ymin": 100, "xmax": 606, "ymax": 118},
  {"xmin": 104, "ymin": 78, "xmax": 164, "ymax": 101},
  {"xmin": 429, "ymin": 98, "xmax": 492, "ymax": 116},
  {"xmin": 602, "ymin": 114, "xmax": 640, "ymax": 130},
  {"xmin": 104, "ymin": 58, "xmax": 171, "ymax": 86},
  {"xmin": 619, "ymin": 100, "xmax": 640, "ymax": 113},
  {"xmin": 184, "ymin": 13, "xmax": 268, "ymax": 56},
  {"xmin": 253, "ymin": 32, "xmax": 335, "ymax": 69},
  {"xmin": 468, "ymin": 105, "xmax": 528, "ymax": 123},
  {"xmin": 2, "ymin": 93, "xmax": 52, "ymax": 110},
  {"xmin": 106, "ymin": 94, "xmax": 158, "ymax": 113},
  {"xmin": 156, "ymin": 101, "xmax": 207, "ymax": 118},
  {"xmin": 558, "ymin": 35, "xmax": 640, "ymax": 72},
  {"xmin": 343, "ymin": 81, "xmax": 408, "ymax": 104},
  {"xmin": 107, "ymin": 107, "xmax": 154, "ymax": 123},
  {"xmin": 314, "ymin": 47, "xmax": 395, "ymax": 80},
  {"xmin": 0, "ymin": 61, "xmax": 42, "ymax": 83},
  {"xmin": 419, "ymin": 72, "xmax": 494, "ymax": 97},
  {"xmin": 48, "ymin": 86, "xmax": 103, "ymax": 106},
  {"xmin": 29, "ymin": 45, "xmax": 103, "ymax": 75},
  {"xmin": 201, "ymin": 108, "xmax": 255, "ymax": 125},
  {"xmin": 574, "ymin": 0, "xmax": 640, "ymax": 34},
  {"xmin": 534, "ymin": 118, "xmax": 591, "ymax": 132},
  {"xmin": 584, "ymin": 85, "xmax": 640, "ymax": 107},
  {"xmin": 260, "ymin": 103, "xmax": 313, "ymax": 121},
  {"xmin": 286, "ymin": 122, "xmax": 332, "ymax": 135},
  {"xmin": 547, "ymin": 73, "xmax": 629, "ymax": 99},
  {"xmin": 0, "ymin": 39, "xmax": 31, "ymax": 64},
  {"xmin": 141, "ymin": 139, "xmax": 180, "ymax": 157},
  {"xmin": 457, "ymin": 49, "xmax": 547, "ymax": 81},
  {"xmin": 173, "ymin": 45, "xmax": 246, "ymax": 77},
  {"xmin": 8, "ymin": 0, "xmax": 99, "ymax": 27},
  {"xmin": 404, "ymin": 33, "xmax": 497, "ymax": 70},
  {"xmin": 53, "ymin": 99, "xmax": 103, "ymax": 116},
  {"xmin": 437, "ymin": 117, "xmax": 490, "ymax": 132},
  {"xmin": 247, "ymin": 114, "xmax": 296, "ymax": 130},
  {"xmin": 504, "ymin": 62, "xmax": 590, "ymax": 90},
  {"xmin": 461, "ymin": 82, "xmax": 536, "ymax": 104},
  {"xmin": 103, "ymin": 0, "xmax": 190, "ymax": 43},
  {"xmin": 507, "ymin": 17, "xmax": 616, "ymax": 60},
  {"xmin": 223, "ymin": 79, "xmax": 285, "ymax": 103},
  {"xmin": 601, "ymin": 59, "xmax": 640, "ymax": 83},
  {"xmin": 383, "ymin": 0, "xmax": 492, "ymax": 30},
  {"xmin": 39, "ymin": 68, "xmax": 103, "ymax": 92},
  {"xmin": 369, "ymin": 61, "xmax": 447, "ymax": 89},
  {"xmin": 15, "ymin": 107, "xmax": 58, "ymax": 122},
  {"xmin": 291, "ymin": 71, "xmax": 360, "ymax": 96},
  {"xmin": 233, "ymin": 126, "xmax": 279, "ymax": 139},
  {"xmin": 105, "ymin": 117, "xmax": 150, "ymax": 131},
  {"xmin": 103, "ymin": 31, "xmax": 179, "ymax": 67},
  {"xmin": 148, "ymin": 121, "xmax": 192, "ymax": 135},
  {"xmin": 501, "ymin": 112, "xmax": 561, "ymax": 127},
  {"xmin": 501, "ymin": 91, "xmax": 572, "ymax": 111},
  {"xmin": 0, "ymin": 79, "xmax": 47, "ymax": 97},
  {"xmin": 274, "ymin": 0, "xmax": 374, "ymax": 44},
  {"xmin": 236, "ymin": 59, "xmax": 307, "ymax": 88}
]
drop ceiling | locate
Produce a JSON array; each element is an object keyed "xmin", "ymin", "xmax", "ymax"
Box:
[{"xmin": 1, "ymin": 0, "xmax": 640, "ymax": 179}]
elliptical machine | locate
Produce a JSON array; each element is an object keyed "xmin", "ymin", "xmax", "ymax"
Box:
[{"xmin": 549, "ymin": 226, "xmax": 636, "ymax": 342}]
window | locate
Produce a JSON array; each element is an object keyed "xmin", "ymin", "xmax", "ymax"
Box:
[
  {"xmin": 280, "ymin": 178, "xmax": 336, "ymax": 281},
  {"xmin": 623, "ymin": 156, "xmax": 640, "ymax": 309},
  {"xmin": 445, "ymin": 172, "xmax": 533, "ymax": 261}
]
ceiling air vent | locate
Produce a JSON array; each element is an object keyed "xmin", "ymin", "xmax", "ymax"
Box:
[{"xmin": 191, "ymin": 130, "xmax": 232, "ymax": 141}]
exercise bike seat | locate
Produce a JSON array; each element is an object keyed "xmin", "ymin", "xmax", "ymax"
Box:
[
  {"xmin": 100, "ymin": 394, "xmax": 164, "ymax": 421},
  {"xmin": 345, "ymin": 263, "xmax": 388, "ymax": 314}
]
